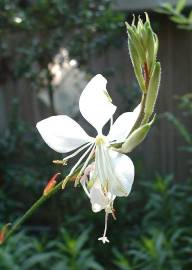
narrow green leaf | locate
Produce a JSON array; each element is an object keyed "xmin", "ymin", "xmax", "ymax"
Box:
[
  {"xmin": 165, "ymin": 112, "xmax": 191, "ymax": 144},
  {"xmin": 170, "ymin": 15, "xmax": 188, "ymax": 24},
  {"xmin": 176, "ymin": 0, "xmax": 186, "ymax": 13},
  {"xmin": 189, "ymin": 10, "xmax": 192, "ymax": 23}
]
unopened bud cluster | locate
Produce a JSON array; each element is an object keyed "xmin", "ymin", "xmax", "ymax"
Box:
[{"xmin": 118, "ymin": 13, "xmax": 161, "ymax": 153}]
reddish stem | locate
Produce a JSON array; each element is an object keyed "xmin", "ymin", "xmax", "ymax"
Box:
[{"xmin": 144, "ymin": 62, "xmax": 150, "ymax": 90}]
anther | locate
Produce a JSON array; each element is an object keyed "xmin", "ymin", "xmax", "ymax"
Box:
[{"xmin": 53, "ymin": 160, "xmax": 67, "ymax": 165}]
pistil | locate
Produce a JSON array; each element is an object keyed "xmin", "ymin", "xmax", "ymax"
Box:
[{"xmin": 98, "ymin": 211, "xmax": 110, "ymax": 244}]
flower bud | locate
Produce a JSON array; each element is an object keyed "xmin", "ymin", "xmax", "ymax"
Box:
[
  {"xmin": 43, "ymin": 173, "xmax": 60, "ymax": 196},
  {"xmin": 0, "ymin": 231, "xmax": 4, "ymax": 244},
  {"xmin": 120, "ymin": 116, "xmax": 155, "ymax": 153},
  {"xmin": 0, "ymin": 223, "xmax": 10, "ymax": 244}
]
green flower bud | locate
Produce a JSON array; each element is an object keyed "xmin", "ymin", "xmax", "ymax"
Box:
[{"xmin": 120, "ymin": 116, "xmax": 155, "ymax": 153}]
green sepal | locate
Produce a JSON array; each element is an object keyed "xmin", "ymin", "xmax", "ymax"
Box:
[
  {"xmin": 140, "ymin": 23, "xmax": 148, "ymax": 50},
  {"xmin": 137, "ymin": 17, "xmax": 144, "ymax": 35},
  {"xmin": 120, "ymin": 115, "xmax": 156, "ymax": 153}
]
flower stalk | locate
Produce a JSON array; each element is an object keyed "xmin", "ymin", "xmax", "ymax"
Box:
[
  {"xmin": 4, "ymin": 179, "xmax": 62, "ymax": 243},
  {"xmin": 4, "ymin": 164, "xmax": 84, "ymax": 244}
]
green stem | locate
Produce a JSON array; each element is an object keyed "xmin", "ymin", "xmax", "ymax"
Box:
[
  {"xmin": 130, "ymin": 93, "xmax": 147, "ymax": 133},
  {"xmin": 5, "ymin": 180, "xmax": 63, "ymax": 242},
  {"xmin": 129, "ymin": 61, "xmax": 150, "ymax": 134},
  {"xmin": 4, "ymin": 160, "xmax": 86, "ymax": 243}
]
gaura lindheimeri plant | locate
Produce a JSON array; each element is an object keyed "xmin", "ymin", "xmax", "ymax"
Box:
[
  {"xmin": 2, "ymin": 13, "xmax": 161, "ymax": 245},
  {"xmin": 37, "ymin": 73, "xmax": 138, "ymax": 243}
]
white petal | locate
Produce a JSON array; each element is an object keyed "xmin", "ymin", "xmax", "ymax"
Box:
[
  {"xmin": 108, "ymin": 150, "xmax": 135, "ymax": 197},
  {"xmin": 108, "ymin": 103, "xmax": 141, "ymax": 142},
  {"xmin": 89, "ymin": 181, "xmax": 109, "ymax": 212},
  {"xmin": 36, "ymin": 115, "xmax": 92, "ymax": 153},
  {"xmin": 79, "ymin": 74, "xmax": 116, "ymax": 133}
]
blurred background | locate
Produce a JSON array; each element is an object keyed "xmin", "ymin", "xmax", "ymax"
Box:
[{"xmin": 0, "ymin": 0, "xmax": 191, "ymax": 269}]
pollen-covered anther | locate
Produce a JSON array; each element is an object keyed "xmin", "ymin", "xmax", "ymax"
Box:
[
  {"xmin": 43, "ymin": 173, "xmax": 60, "ymax": 196},
  {"xmin": 53, "ymin": 160, "xmax": 67, "ymax": 165}
]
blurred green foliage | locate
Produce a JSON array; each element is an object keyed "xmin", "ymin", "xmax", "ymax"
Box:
[
  {"xmin": 165, "ymin": 93, "xmax": 192, "ymax": 176},
  {"xmin": 1, "ymin": 171, "xmax": 192, "ymax": 269},
  {"xmin": 156, "ymin": 0, "xmax": 192, "ymax": 30},
  {"xmin": 0, "ymin": 229, "xmax": 104, "ymax": 270}
]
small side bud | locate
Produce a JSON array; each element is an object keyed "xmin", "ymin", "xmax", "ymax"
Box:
[
  {"xmin": 43, "ymin": 173, "xmax": 60, "ymax": 196},
  {"xmin": 120, "ymin": 116, "xmax": 155, "ymax": 153},
  {"xmin": 0, "ymin": 223, "xmax": 11, "ymax": 245}
]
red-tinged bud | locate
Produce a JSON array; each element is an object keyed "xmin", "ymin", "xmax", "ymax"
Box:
[
  {"xmin": 0, "ymin": 223, "xmax": 10, "ymax": 244},
  {"xmin": 43, "ymin": 173, "xmax": 61, "ymax": 196},
  {"xmin": 0, "ymin": 231, "xmax": 4, "ymax": 244}
]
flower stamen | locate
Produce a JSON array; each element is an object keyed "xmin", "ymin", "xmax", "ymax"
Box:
[
  {"xmin": 63, "ymin": 142, "xmax": 93, "ymax": 162},
  {"xmin": 75, "ymin": 144, "xmax": 96, "ymax": 186},
  {"xmin": 62, "ymin": 143, "xmax": 94, "ymax": 189}
]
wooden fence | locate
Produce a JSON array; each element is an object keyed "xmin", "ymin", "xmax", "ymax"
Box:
[{"xmin": 0, "ymin": 15, "xmax": 191, "ymax": 180}]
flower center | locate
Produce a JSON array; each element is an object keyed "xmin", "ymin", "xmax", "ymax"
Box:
[{"xmin": 95, "ymin": 135, "xmax": 106, "ymax": 145}]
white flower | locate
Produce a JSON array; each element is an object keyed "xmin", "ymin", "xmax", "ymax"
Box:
[{"xmin": 36, "ymin": 74, "xmax": 140, "ymax": 243}]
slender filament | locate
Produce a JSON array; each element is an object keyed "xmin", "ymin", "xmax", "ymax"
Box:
[{"xmin": 62, "ymin": 143, "xmax": 94, "ymax": 188}]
